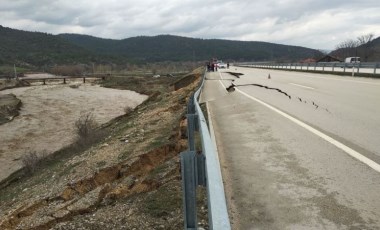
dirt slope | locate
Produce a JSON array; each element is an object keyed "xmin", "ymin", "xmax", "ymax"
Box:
[{"xmin": 0, "ymin": 70, "xmax": 207, "ymax": 229}]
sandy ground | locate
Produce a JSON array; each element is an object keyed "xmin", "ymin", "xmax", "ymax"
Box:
[{"xmin": 0, "ymin": 80, "xmax": 147, "ymax": 182}]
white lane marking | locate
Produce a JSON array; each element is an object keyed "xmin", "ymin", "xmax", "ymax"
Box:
[
  {"xmin": 218, "ymin": 71, "xmax": 228, "ymax": 87},
  {"xmin": 289, "ymin": 83, "xmax": 315, "ymax": 90},
  {"xmin": 218, "ymin": 73, "xmax": 228, "ymax": 88},
  {"xmin": 217, "ymin": 71, "xmax": 380, "ymax": 173}
]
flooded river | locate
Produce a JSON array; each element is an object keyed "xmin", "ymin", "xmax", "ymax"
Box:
[{"xmin": 0, "ymin": 80, "xmax": 147, "ymax": 182}]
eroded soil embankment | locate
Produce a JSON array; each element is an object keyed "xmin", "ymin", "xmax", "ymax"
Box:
[
  {"xmin": 0, "ymin": 142, "xmax": 183, "ymax": 229},
  {"xmin": 0, "ymin": 71, "xmax": 206, "ymax": 229}
]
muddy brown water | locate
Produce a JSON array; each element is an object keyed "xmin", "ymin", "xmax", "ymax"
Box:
[{"xmin": 0, "ymin": 80, "xmax": 148, "ymax": 182}]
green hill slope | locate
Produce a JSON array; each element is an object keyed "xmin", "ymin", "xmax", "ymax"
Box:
[
  {"xmin": 0, "ymin": 25, "xmax": 97, "ymax": 66},
  {"xmin": 1, "ymin": 25, "xmax": 323, "ymax": 67},
  {"xmin": 59, "ymin": 33, "xmax": 322, "ymax": 62}
]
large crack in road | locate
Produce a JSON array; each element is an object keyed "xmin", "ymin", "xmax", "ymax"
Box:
[{"xmin": 224, "ymin": 72, "xmax": 330, "ymax": 113}]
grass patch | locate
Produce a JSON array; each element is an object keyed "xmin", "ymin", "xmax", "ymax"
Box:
[
  {"xmin": 142, "ymin": 182, "xmax": 182, "ymax": 218},
  {"xmin": 150, "ymin": 137, "xmax": 167, "ymax": 149},
  {"xmin": 96, "ymin": 161, "xmax": 107, "ymax": 168},
  {"xmin": 0, "ymin": 65, "xmax": 30, "ymax": 75},
  {"xmin": 58, "ymin": 161, "xmax": 83, "ymax": 177}
]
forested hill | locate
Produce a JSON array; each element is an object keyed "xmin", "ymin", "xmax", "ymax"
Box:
[
  {"xmin": 0, "ymin": 25, "xmax": 98, "ymax": 66},
  {"xmin": 1, "ymin": 25, "xmax": 322, "ymax": 66},
  {"xmin": 59, "ymin": 33, "xmax": 322, "ymax": 62}
]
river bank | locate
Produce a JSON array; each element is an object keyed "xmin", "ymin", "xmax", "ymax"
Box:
[{"xmin": 0, "ymin": 81, "xmax": 148, "ymax": 182}]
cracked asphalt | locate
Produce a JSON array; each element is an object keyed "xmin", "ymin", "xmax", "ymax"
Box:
[{"xmin": 201, "ymin": 67, "xmax": 380, "ymax": 229}]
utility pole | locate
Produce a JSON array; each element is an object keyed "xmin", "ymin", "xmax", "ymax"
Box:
[
  {"xmin": 192, "ymin": 50, "xmax": 196, "ymax": 69},
  {"xmin": 14, "ymin": 64, "xmax": 18, "ymax": 80}
]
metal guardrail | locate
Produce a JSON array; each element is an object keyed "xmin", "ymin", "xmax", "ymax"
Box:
[
  {"xmin": 237, "ymin": 61, "xmax": 380, "ymax": 75},
  {"xmin": 181, "ymin": 70, "xmax": 231, "ymax": 230}
]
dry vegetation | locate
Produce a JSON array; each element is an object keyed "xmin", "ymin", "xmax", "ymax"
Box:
[{"xmin": 0, "ymin": 68, "xmax": 208, "ymax": 229}]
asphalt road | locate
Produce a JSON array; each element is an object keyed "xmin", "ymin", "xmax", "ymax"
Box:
[{"xmin": 201, "ymin": 67, "xmax": 380, "ymax": 229}]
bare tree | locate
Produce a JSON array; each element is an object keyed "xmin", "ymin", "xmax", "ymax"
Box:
[
  {"xmin": 335, "ymin": 39, "xmax": 358, "ymax": 58},
  {"xmin": 357, "ymin": 33, "xmax": 375, "ymax": 61},
  {"xmin": 357, "ymin": 33, "xmax": 374, "ymax": 45},
  {"xmin": 334, "ymin": 33, "xmax": 375, "ymax": 61}
]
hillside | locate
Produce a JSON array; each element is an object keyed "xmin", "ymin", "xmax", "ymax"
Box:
[
  {"xmin": 59, "ymin": 33, "xmax": 322, "ymax": 62},
  {"xmin": 369, "ymin": 37, "xmax": 380, "ymax": 61},
  {"xmin": 0, "ymin": 26, "xmax": 99, "ymax": 66},
  {"xmin": 1, "ymin": 25, "xmax": 323, "ymax": 67}
]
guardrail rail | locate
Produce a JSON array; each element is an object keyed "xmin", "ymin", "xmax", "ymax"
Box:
[
  {"xmin": 237, "ymin": 61, "xmax": 380, "ymax": 76},
  {"xmin": 181, "ymin": 70, "xmax": 231, "ymax": 230}
]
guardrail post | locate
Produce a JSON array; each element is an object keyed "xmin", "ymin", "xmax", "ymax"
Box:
[
  {"xmin": 187, "ymin": 114, "xmax": 196, "ymax": 151},
  {"xmin": 187, "ymin": 93, "xmax": 195, "ymax": 114},
  {"xmin": 343, "ymin": 63, "xmax": 346, "ymax": 73},
  {"xmin": 374, "ymin": 63, "xmax": 378, "ymax": 74},
  {"xmin": 197, "ymin": 153, "xmax": 206, "ymax": 186},
  {"xmin": 332, "ymin": 63, "xmax": 335, "ymax": 72},
  {"xmin": 181, "ymin": 151, "xmax": 198, "ymax": 230},
  {"xmin": 357, "ymin": 63, "xmax": 360, "ymax": 73}
]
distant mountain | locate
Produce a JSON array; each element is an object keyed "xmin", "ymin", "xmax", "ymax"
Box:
[
  {"xmin": 0, "ymin": 25, "xmax": 100, "ymax": 66},
  {"xmin": 59, "ymin": 33, "xmax": 322, "ymax": 62},
  {"xmin": 0, "ymin": 25, "xmax": 323, "ymax": 67},
  {"xmin": 367, "ymin": 36, "xmax": 380, "ymax": 61}
]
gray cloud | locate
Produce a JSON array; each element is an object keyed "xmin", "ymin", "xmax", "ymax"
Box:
[{"xmin": 0, "ymin": 0, "xmax": 379, "ymax": 49}]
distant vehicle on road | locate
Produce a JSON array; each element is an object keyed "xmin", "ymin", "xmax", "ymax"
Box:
[
  {"xmin": 345, "ymin": 57, "xmax": 361, "ymax": 64},
  {"xmin": 217, "ymin": 62, "xmax": 227, "ymax": 68}
]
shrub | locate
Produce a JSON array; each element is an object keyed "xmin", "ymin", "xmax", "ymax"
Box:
[
  {"xmin": 75, "ymin": 112, "xmax": 98, "ymax": 139},
  {"xmin": 124, "ymin": 105, "xmax": 134, "ymax": 114},
  {"xmin": 21, "ymin": 150, "xmax": 46, "ymax": 175},
  {"xmin": 74, "ymin": 112, "xmax": 105, "ymax": 148},
  {"xmin": 50, "ymin": 65, "xmax": 86, "ymax": 76}
]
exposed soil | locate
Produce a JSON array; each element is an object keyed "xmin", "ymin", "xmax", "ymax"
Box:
[{"xmin": 0, "ymin": 70, "xmax": 208, "ymax": 229}]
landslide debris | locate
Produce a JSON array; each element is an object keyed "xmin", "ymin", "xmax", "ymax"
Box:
[{"xmin": 0, "ymin": 69, "xmax": 208, "ymax": 229}]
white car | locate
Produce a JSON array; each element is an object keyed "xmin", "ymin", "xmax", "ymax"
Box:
[{"xmin": 217, "ymin": 62, "xmax": 227, "ymax": 68}]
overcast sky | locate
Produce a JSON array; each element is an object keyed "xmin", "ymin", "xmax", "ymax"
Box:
[{"xmin": 1, "ymin": 0, "xmax": 379, "ymax": 50}]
